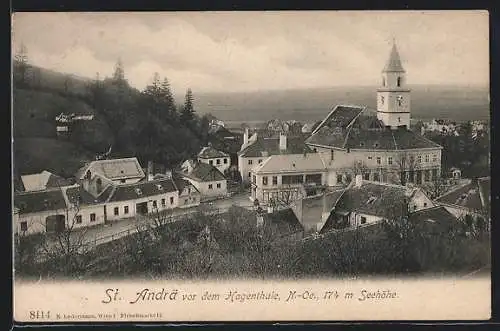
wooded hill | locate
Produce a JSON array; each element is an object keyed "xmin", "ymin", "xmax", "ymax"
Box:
[{"xmin": 13, "ymin": 52, "xmax": 212, "ymax": 187}]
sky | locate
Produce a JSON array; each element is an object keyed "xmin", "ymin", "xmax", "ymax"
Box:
[{"xmin": 12, "ymin": 11, "xmax": 489, "ymax": 94}]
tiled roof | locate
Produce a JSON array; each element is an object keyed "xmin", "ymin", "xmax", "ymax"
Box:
[
  {"xmin": 21, "ymin": 170, "xmax": 72, "ymax": 192},
  {"xmin": 107, "ymin": 178, "xmax": 177, "ymax": 202},
  {"xmin": 262, "ymin": 208, "xmax": 304, "ymax": 236},
  {"xmin": 76, "ymin": 157, "xmax": 145, "ymax": 181},
  {"xmin": 306, "ymin": 106, "xmax": 441, "ymax": 150},
  {"xmin": 253, "ymin": 153, "xmax": 326, "ymax": 174},
  {"xmin": 198, "ymin": 146, "xmax": 229, "ymax": 159},
  {"xmin": 64, "ymin": 185, "xmax": 101, "ymax": 206},
  {"xmin": 240, "ymin": 135, "xmax": 313, "ymax": 158},
  {"xmin": 179, "ymin": 161, "xmax": 226, "ymax": 182},
  {"xmin": 311, "ymin": 105, "xmax": 365, "ymax": 135},
  {"xmin": 408, "ymin": 206, "xmax": 458, "ymax": 234},
  {"xmin": 336, "ymin": 181, "xmax": 409, "ymax": 220},
  {"xmin": 15, "ymin": 189, "xmax": 67, "ymax": 214},
  {"xmin": 436, "ymin": 179, "xmax": 487, "ymax": 212}
]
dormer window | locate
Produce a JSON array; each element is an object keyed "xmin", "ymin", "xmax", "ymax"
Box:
[
  {"xmin": 135, "ymin": 188, "xmax": 142, "ymax": 196},
  {"xmin": 397, "ymin": 95, "xmax": 403, "ymax": 106},
  {"xmin": 156, "ymin": 184, "xmax": 163, "ymax": 191}
]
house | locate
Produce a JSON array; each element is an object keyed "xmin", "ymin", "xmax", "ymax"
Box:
[
  {"xmin": 294, "ymin": 188, "xmax": 347, "ymax": 232},
  {"xmin": 305, "ymin": 42, "xmax": 443, "ymax": 187},
  {"xmin": 14, "ymin": 188, "xmax": 69, "ymax": 235},
  {"xmin": 21, "ymin": 170, "xmax": 73, "ymax": 192},
  {"xmin": 178, "ymin": 159, "xmax": 227, "ymax": 201},
  {"xmin": 75, "ymin": 157, "xmax": 145, "ymax": 185},
  {"xmin": 238, "ymin": 130, "xmax": 313, "ymax": 184},
  {"xmin": 104, "ymin": 177, "xmax": 179, "ymax": 221},
  {"xmin": 207, "ymin": 125, "xmax": 243, "ymax": 167},
  {"xmin": 173, "ymin": 175, "xmax": 202, "ymax": 208},
  {"xmin": 435, "ymin": 176, "xmax": 490, "ymax": 220},
  {"xmin": 319, "ymin": 174, "xmax": 435, "ymax": 234},
  {"xmin": 197, "ymin": 145, "xmax": 231, "ymax": 173},
  {"xmin": 62, "ymin": 184, "xmax": 107, "ymax": 229},
  {"xmin": 250, "ymin": 151, "xmax": 327, "ymax": 204}
]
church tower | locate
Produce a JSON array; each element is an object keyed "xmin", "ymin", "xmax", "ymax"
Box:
[{"xmin": 377, "ymin": 41, "xmax": 411, "ymax": 129}]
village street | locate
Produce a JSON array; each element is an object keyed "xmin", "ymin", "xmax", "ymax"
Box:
[{"xmin": 46, "ymin": 191, "xmax": 255, "ymax": 251}]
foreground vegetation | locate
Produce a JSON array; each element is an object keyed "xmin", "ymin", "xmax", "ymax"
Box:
[{"xmin": 15, "ymin": 206, "xmax": 490, "ymax": 280}]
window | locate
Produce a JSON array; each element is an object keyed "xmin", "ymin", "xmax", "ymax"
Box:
[
  {"xmin": 217, "ymin": 183, "xmax": 221, "ymax": 188},
  {"xmin": 124, "ymin": 206, "xmax": 129, "ymax": 214},
  {"xmin": 376, "ymin": 157, "xmax": 381, "ymax": 165},
  {"xmin": 76, "ymin": 215, "xmax": 82, "ymax": 224},
  {"xmin": 161, "ymin": 199, "xmax": 166, "ymax": 207},
  {"xmin": 417, "ymin": 155, "xmax": 422, "ymax": 163},
  {"xmin": 248, "ymin": 172, "xmax": 251, "ymax": 178},
  {"xmin": 216, "ymin": 159, "xmax": 221, "ymax": 165},
  {"xmin": 361, "ymin": 216, "xmax": 367, "ymax": 224},
  {"xmin": 170, "ymin": 197, "xmax": 174, "ymax": 204},
  {"xmin": 330, "ymin": 150, "xmax": 334, "ymax": 161},
  {"xmin": 114, "ymin": 207, "xmax": 119, "ymax": 216},
  {"xmin": 397, "ymin": 95, "xmax": 403, "ymax": 106},
  {"xmin": 433, "ymin": 154, "xmax": 437, "ymax": 162},
  {"xmin": 382, "ymin": 77, "xmax": 386, "ymax": 87},
  {"xmin": 248, "ymin": 160, "xmax": 253, "ymax": 165},
  {"xmin": 373, "ymin": 173, "xmax": 380, "ymax": 182},
  {"xmin": 270, "ymin": 176, "xmax": 277, "ymax": 185},
  {"xmin": 223, "ymin": 158, "xmax": 228, "ymax": 164},
  {"xmin": 368, "ymin": 156, "xmax": 372, "ymax": 160},
  {"xmin": 397, "ymin": 76, "xmax": 401, "ymax": 87},
  {"xmin": 209, "ymin": 184, "xmax": 213, "ymax": 189},
  {"xmin": 282, "ymin": 175, "xmax": 303, "ymax": 185},
  {"xmin": 263, "ymin": 176, "xmax": 268, "ymax": 186},
  {"xmin": 135, "ymin": 188, "xmax": 142, "ymax": 195},
  {"xmin": 20, "ymin": 222, "xmax": 27, "ymax": 232},
  {"xmin": 120, "ymin": 179, "xmax": 126, "ymax": 183},
  {"xmin": 423, "ymin": 203, "xmax": 428, "ymax": 207},
  {"xmin": 209, "ymin": 160, "xmax": 213, "ymax": 165},
  {"xmin": 364, "ymin": 172, "xmax": 370, "ymax": 180},
  {"xmin": 388, "ymin": 156, "xmax": 393, "ymax": 165},
  {"xmin": 152, "ymin": 200, "xmax": 157, "ymax": 208},
  {"xmin": 425, "ymin": 154, "xmax": 429, "ymax": 163},
  {"xmin": 337, "ymin": 175, "xmax": 343, "ymax": 183},
  {"xmin": 90, "ymin": 213, "xmax": 96, "ymax": 222},
  {"xmin": 258, "ymin": 159, "xmax": 262, "ymax": 164}
]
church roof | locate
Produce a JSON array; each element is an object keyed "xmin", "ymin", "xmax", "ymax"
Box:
[
  {"xmin": 306, "ymin": 105, "xmax": 442, "ymax": 151},
  {"xmin": 383, "ymin": 42, "xmax": 405, "ymax": 73}
]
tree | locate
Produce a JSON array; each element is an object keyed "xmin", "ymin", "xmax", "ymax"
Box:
[
  {"xmin": 112, "ymin": 58, "xmax": 125, "ymax": 83},
  {"xmin": 14, "ymin": 43, "xmax": 29, "ymax": 86},
  {"xmin": 396, "ymin": 152, "xmax": 417, "ymax": 185},
  {"xmin": 160, "ymin": 77, "xmax": 176, "ymax": 115},
  {"xmin": 180, "ymin": 88, "xmax": 195, "ymax": 124}
]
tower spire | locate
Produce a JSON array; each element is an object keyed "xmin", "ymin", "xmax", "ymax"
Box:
[{"xmin": 383, "ymin": 40, "xmax": 405, "ymax": 73}]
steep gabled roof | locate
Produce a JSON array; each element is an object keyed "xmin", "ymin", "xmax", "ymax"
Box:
[
  {"xmin": 21, "ymin": 170, "xmax": 72, "ymax": 192},
  {"xmin": 408, "ymin": 206, "xmax": 458, "ymax": 234},
  {"xmin": 14, "ymin": 188, "xmax": 68, "ymax": 214},
  {"xmin": 262, "ymin": 208, "xmax": 304, "ymax": 236},
  {"xmin": 179, "ymin": 161, "xmax": 226, "ymax": 182},
  {"xmin": 76, "ymin": 157, "xmax": 145, "ymax": 181},
  {"xmin": 306, "ymin": 106, "xmax": 442, "ymax": 150}
]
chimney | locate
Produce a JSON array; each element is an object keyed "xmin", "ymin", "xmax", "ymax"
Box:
[
  {"xmin": 279, "ymin": 132, "xmax": 287, "ymax": 151},
  {"xmin": 355, "ymin": 174, "xmax": 363, "ymax": 187},
  {"xmin": 147, "ymin": 161, "xmax": 154, "ymax": 181},
  {"xmin": 165, "ymin": 169, "xmax": 172, "ymax": 179},
  {"xmin": 243, "ymin": 128, "xmax": 249, "ymax": 145}
]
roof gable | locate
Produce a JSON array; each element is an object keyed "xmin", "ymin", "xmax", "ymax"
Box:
[{"xmin": 262, "ymin": 208, "xmax": 304, "ymax": 235}]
